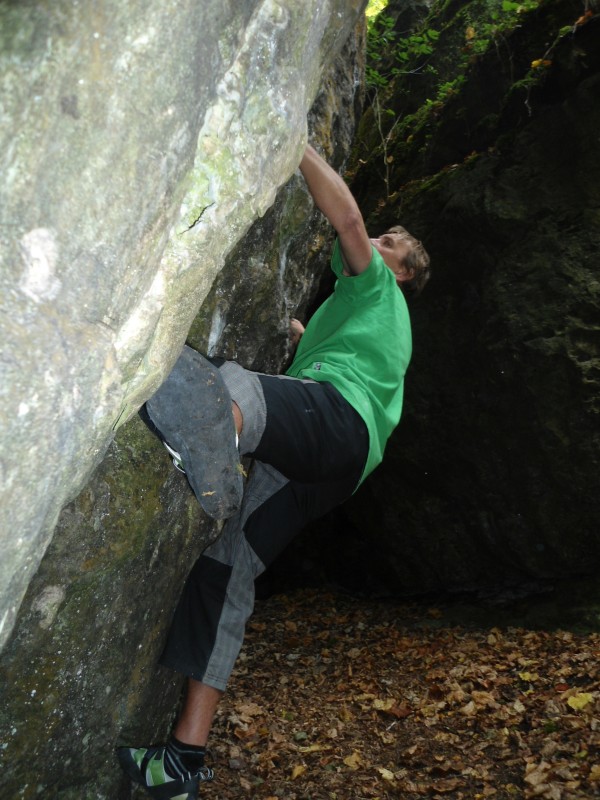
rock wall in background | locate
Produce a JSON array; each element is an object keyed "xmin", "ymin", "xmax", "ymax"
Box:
[
  {"xmin": 352, "ymin": 0, "xmax": 600, "ymax": 595},
  {"xmin": 0, "ymin": 3, "xmax": 366, "ymax": 798},
  {"xmin": 265, "ymin": 0, "xmax": 600, "ymax": 600}
]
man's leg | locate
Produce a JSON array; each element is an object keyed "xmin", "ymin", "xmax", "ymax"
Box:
[
  {"xmin": 159, "ymin": 461, "xmax": 289, "ymax": 687},
  {"xmin": 117, "ymin": 461, "xmax": 288, "ymax": 798},
  {"xmin": 117, "ymin": 454, "xmax": 365, "ymax": 797},
  {"xmin": 173, "ymin": 680, "xmax": 222, "ymax": 747},
  {"xmin": 219, "ymin": 363, "xmax": 370, "ymax": 486},
  {"xmin": 143, "ymin": 349, "xmax": 367, "ymax": 515},
  {"xmin": 121, "ymin": 355, "xmax": 368, "ymax": 796},
  {"xmin": 158, "ymin": 450, "xmax": 367, "ymax": 722}
]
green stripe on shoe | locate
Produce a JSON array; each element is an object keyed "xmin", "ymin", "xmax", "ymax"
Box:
[{"xmin": 147, "ymin": 750, "xmax": 171, "ymax": 787}]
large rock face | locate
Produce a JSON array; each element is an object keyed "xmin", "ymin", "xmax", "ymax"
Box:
[
  {"xmin": 0, "ymin": 0, "xmax": 365, "ymax": 652},
  {"xmin": 0, "ymin": 3, "xmax": 366, "ymax": 798}
]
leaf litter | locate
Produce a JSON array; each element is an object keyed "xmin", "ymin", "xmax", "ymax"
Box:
[{"xmin": 203, "ymin": 588, "xmax": 600, "ymax": 799}]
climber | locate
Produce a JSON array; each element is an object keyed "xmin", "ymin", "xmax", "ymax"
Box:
[{"xmin": 117, "ymin": 143, "xmax": 430, "ymax": 799}]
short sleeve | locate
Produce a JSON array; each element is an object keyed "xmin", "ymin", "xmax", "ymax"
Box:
[{"xmin": 330, "ymin": 238, "xmax": 395, "ymax": 303}]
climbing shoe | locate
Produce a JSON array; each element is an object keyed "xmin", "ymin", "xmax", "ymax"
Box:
[
  {"xmin": 163, "ymin": 440, "xmax": 186, "ymax": 473},
  {"xmin": 117, "ymin": 744, "xmax": 214, "ymax": 799},
  {"xmin": 138, "ymin": 407, "xmax": 186, "ymax": 473},
  {"xmin": 143, "ymin": 345, "xmax": 243, "ymax": 520}
]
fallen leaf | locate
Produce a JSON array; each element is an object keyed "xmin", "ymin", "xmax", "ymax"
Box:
[
  {"xmin": 344, "ymin": 751, "xmax": 362, "ymax": 770},
  {"xmin": 460, "ymin": 700, "xmax": 477, "ymax": 716},
  {"xmin": 431, "ymin": 777, "xmax": 463, "ymax": 793},
  {"xmin": 389, "ymin": 703, "xmax": 412, "ymax": 719},
  {"xmin": 518, "ymin": 671, "xmax": 539, "ymax": 682},
  {"xmin": 291, "ymin": 764, "xmax": 307, "ymax": 779},
  {"xmin": 575, "ymin": 9, "xmax": 593, "ymax": 26},
  {"xmin": 472, "ymin": 690, "xmax": 498, "ymax": 707},
  {"xmin": 373, "ymin": 697, "xmax": 396, "ymax": 711},
  {"xmin": 298, "ymin": 744, "xmax": 331, "ymax": 753},
  {"xmin": 524, "ymin": 760, "xmax": 552, "ymax": 788},
  {"xmin": 237, "ymin": 701, "xmax": 264, "ymax": 716},
  {"xmin": 567, "ymin": 692, "xmax": 594, "ymax": 710}
]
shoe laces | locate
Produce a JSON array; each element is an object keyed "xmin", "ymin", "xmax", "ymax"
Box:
[{"xmin": 197, "ymin": 765, "xmax": 214, "ymax": 782}]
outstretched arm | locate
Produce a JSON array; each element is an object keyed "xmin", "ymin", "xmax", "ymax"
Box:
[{"xmin": 299, "ymin": 145, "xmax": 372, "ymax": 276}]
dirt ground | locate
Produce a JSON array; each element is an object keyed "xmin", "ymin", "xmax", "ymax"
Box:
[{"xmin": 202, "ymin": 588, "xmax": 599, "ymax": 799}]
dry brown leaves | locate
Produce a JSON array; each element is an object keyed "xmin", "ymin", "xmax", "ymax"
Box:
[{"xmin": 204, "ymin": 589, "xmax": 600, "ymax": 800}]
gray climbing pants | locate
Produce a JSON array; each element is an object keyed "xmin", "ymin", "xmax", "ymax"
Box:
[{"xmin": 159, "ymin": 361, "xmax": 368, "ymax": 691}]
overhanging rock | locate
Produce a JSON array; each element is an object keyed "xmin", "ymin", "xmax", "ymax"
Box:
[{"xmin": 0, "ymin": 0, "xmax": 367, "ymax": 651}]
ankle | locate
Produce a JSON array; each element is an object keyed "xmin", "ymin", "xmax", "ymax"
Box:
[{"xmin": 164, "ymin": 735, "xmax": 206, "ymax": 778}]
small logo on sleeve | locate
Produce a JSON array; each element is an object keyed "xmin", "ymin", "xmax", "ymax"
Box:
[{"xmin": 312, "ymin": 362, "xmax": 322, "ymax": 371}]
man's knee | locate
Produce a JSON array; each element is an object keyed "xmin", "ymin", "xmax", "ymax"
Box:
[
  {"xmin": 232, "ymin": 400, "xmax": 243, "ymax": 437},
  {"xmin": 216, "ymin": 362, "xmax": 266, "ymax": 454}
]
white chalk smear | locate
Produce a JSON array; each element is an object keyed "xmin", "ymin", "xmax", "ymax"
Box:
[{"xmin": 19, "ymin": 228, "xmax": 61, "ymax": 303}]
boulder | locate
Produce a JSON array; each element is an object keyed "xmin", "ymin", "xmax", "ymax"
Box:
[
  {"xmin": 0, "ymin": 3, "xmax": 366, "ymax": 797},
  {"xmin": 0, "ymin": 0, "xmax": 365, "ymax": 652}
]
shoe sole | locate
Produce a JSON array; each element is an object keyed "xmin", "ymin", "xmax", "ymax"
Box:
[
  {"xmin": 117, "ymin": 747, "xmax": 199, "ymax": 800},
  {"xmin": 143, "ymin": 346, "xmax": 243, "ymax": 520}
]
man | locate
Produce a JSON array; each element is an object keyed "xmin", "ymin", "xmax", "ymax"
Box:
[{"xmin": 117, "ymin": 144, "xmax": 430, "ymax": 799}]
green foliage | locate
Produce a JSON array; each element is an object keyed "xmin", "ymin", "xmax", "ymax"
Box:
[
  {"xmin": 462, "ymin": 0, "xmax": 541, "ymax": 55},
  {"xmin": 435, "ymin": 75, "xmax": 466, "ymax": 101},
  {"xmin": 360, "ymin": 0, "xmax": 590, "ymax": 198},
  {"xmin": 365, "ymin": 0, "xmax": 545, "ymax": 92},
  {"xmin": 366, "ymin": 13, "xmax": 440, "ymax": 89},
  {"xmin": 363, "ymin": 0, "xmax": 556, "ymax": 135}
]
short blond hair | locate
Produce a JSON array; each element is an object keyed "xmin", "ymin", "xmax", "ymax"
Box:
[{"xmin": 385, "ymin": 225, "xmax": 431, "ymax": 296}]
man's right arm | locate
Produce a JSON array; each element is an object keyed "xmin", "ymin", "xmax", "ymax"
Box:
[{"xmin": 299, "ymin": 145, "xmax": 372, "ymax": 277}]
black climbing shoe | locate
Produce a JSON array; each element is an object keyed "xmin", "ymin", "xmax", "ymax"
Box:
[
  {"xmin": 143, "ymin": 345, "xmax": 243, "ymax": 520},
  {"xmin": 117, "ymin": 744, "xmax": 214, "ymax": 799}
]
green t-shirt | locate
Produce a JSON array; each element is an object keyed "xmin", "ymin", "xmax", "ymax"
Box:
[{"xmin": 286, "ymin": 239, "xmax": 412, "ymax": 486}]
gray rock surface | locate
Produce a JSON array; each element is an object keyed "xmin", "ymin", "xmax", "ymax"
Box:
[{"xmin": 0, "ymin": 0, "xmax": 365, "ymax": 652}]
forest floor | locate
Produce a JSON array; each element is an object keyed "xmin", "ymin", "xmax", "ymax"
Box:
[{"xmin": 203, "ymin": 587, "xmax": 600, "ymax": 800}]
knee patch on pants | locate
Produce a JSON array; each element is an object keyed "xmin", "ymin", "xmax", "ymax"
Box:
[{"xmin": 216, "ymin": 361, "xmax": 266, "ymax": 455}]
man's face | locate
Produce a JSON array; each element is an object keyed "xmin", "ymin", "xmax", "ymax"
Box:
[{"xmin": 370, "ymin": 233, "xmax": 413, "ymax": 286}]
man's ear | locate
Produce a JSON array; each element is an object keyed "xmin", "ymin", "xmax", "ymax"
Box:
[{"xmin": 396, "ymin": 265, "xmax": 415, "ymax": 283}]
